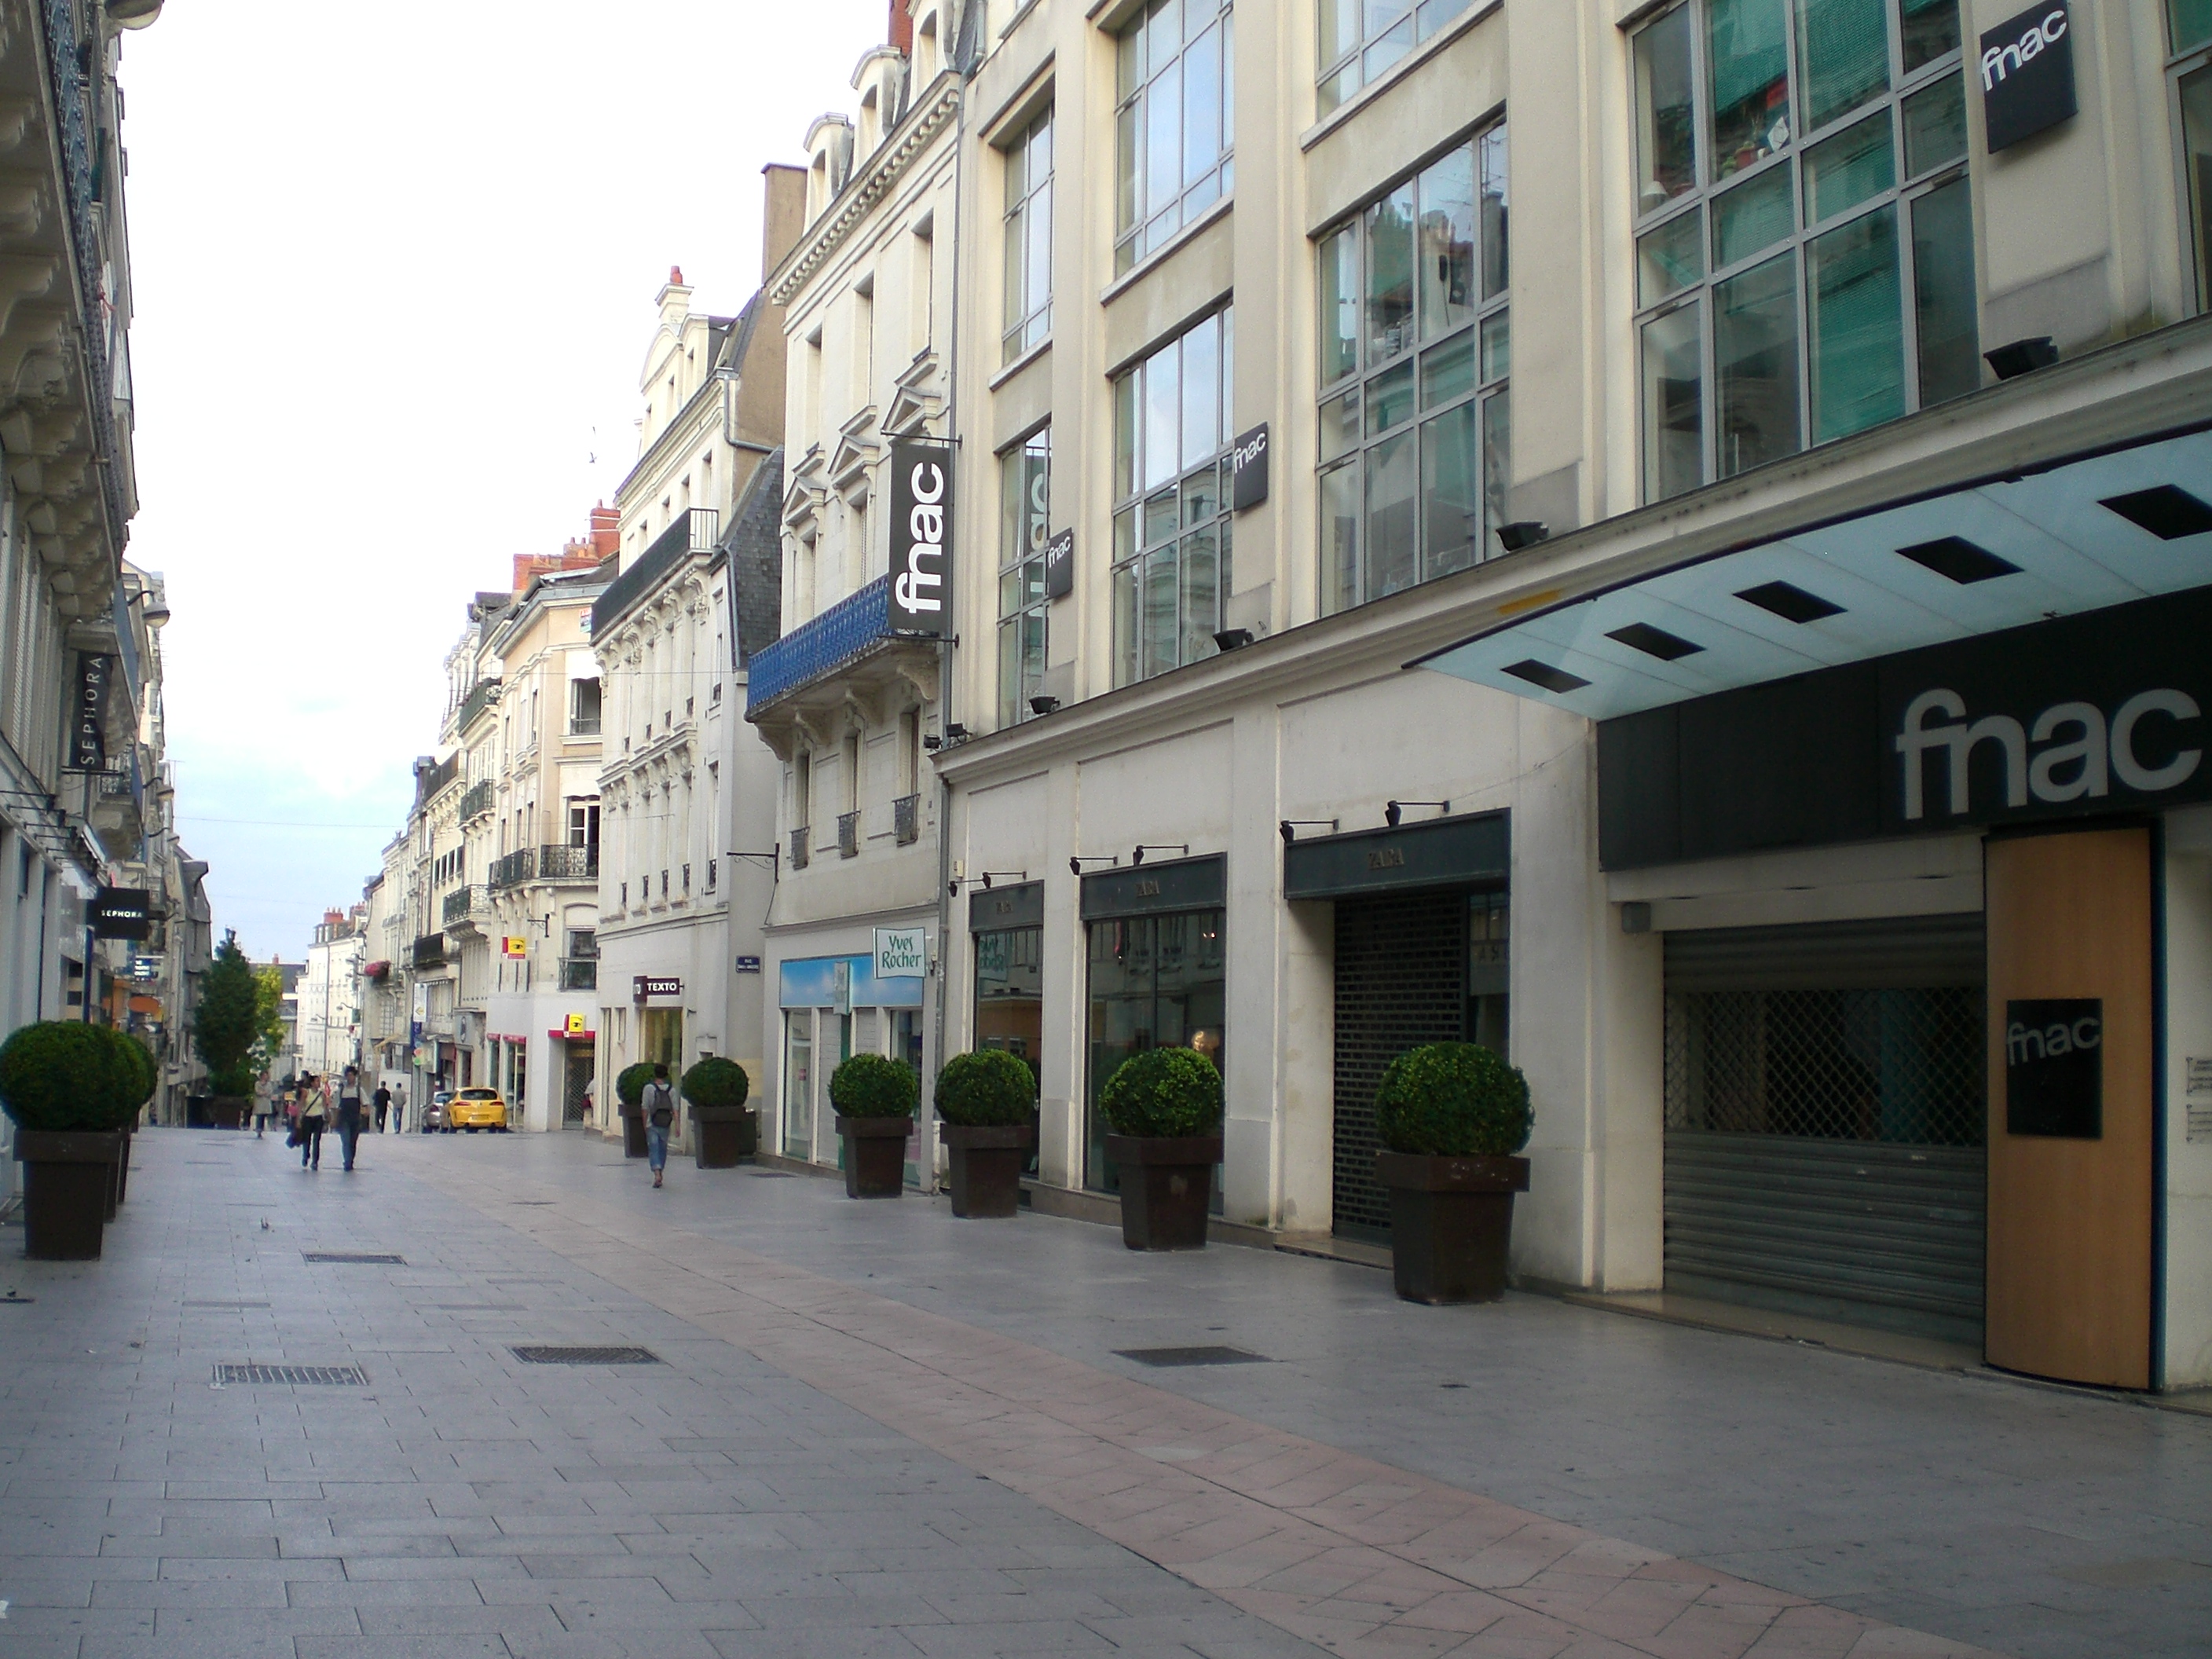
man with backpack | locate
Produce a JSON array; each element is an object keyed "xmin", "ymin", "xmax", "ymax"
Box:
[{"xmin": 641, "ymin": 1063, "xmax": 676, "ymax": 1189}]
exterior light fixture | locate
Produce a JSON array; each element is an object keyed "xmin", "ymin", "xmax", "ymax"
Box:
[
  {"xmin": 922, "ymin": 734, "xmax": 943, "ymax": 750},
  {"xmin": 1384, "ymin": 799, "xmax": 1449, "ymax": 828},
  {"xmin": 1279, "ymin": 819, "xmax": 1339, "ymax": 844},
  {"xmin": 1496, "ymin": 521, "xmax": 1550, "ymax": 551},
  {"xmin": 944, "ymin": 723, "xmax": 970, "ymax": 741},
  {"xmin": 1028, "ymin": 695, "xmax": 1061, "ymax": 716},
  {"xmin": 1070, "ymin": 855, "xmax": 1117, "ymax": 877},
  {"xmin": 1213, "ymin": 628, "xmax": 1254, "ymax": 652},
  {"xmin": 1130, "ymin": 843, "xmax": 1189, "ymax": 866},
  {"xmin": 1984, "ymin": 336, "xmax": 2057, "ymax": 379}
]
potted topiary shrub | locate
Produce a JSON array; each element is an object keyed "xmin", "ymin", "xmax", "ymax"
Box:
[
  {"xmin": 829, "ymin": 1052, "xmax": 917, "ymax": 1199},
  {"xmin": 615, "ymin": 1061, "xmax": 656, "ymax": 1159},
  {"xmin": 96, "ymin": 1028, "xmax": 156, "ymax": 1215},
  {"xmin": 934, "ymin": 1049, "xmax": 1035, "ymax": 1218},
  {"xmin": 1372, "ymin": 1042, "xmax": 1533, "ymax": 1305},
  {"xmin": 1100, "ymin": 1047, "xmax": 1223, "ymax": 1251},
  {"xmin": 0, "ymin": 1022, "xmax": 141, "ymax": 1259},
  {"xmin": 683, "ymin": 1057, "xmax": 755, "ymax": 1168}
]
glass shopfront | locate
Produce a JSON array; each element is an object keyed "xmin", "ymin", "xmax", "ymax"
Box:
[
  {"xmin": 777, "ymin": 952, "xmax": 923, "ymax": 1165},
  {"xmin": 971, "ymin": 883, "xmax": 1045, "ymax": 1174}
]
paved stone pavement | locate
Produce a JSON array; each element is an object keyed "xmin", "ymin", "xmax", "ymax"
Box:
[{"xmin": 0, "ymin": 1130, "xmax": 2203, "ymax": 1659}]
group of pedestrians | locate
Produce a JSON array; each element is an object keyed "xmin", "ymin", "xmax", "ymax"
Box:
[{"xmin": 251, "ymin": 1066, "xmax": 397, "ymax": 1172}]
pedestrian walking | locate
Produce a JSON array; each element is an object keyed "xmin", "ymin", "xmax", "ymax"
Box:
[
  {"xmin": 391, "ymin": 1082, "xmax": 405, "ymax": 1134},
  {"xmin": 252, "ymin": 1070, "xmax": 274, "ymax": 1139},
  {"xmin": 642, "ymin": 1063, "xmax": 676, "ymax": 1188},
  {"xmin": 296, "ymin": 1073, "xmax": 328, "ymax": 1170},
  {"xmin": 372, "ymin": 1081, "xmax": 390, "ymax": 1133},
  {"xmin": 336, "ymin": 1066, "xmax": 365, "ymax": 1171}
]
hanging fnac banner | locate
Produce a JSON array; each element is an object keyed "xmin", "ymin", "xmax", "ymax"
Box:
[{"xmin": 888, "ymin": 438, "xmax": 954, "ymax": 635}]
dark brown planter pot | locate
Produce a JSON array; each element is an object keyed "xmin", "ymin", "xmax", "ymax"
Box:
[
  {"xmin": 691, "ymin": 1105, "xmax": 758, "ymax": 1168},
  {"xmin": 115, "ymin": 1129, "xmax": 133, "ymax": 1206},
  {"xmin": 620, "ymin": 1107, "xmax": 647, "ymax": 1159},
  {"xmin": 836, "ymin": 1115, "xmax": 911, "ymax": 1198},
  {"xmin": 1104, "ymin": 1134, "xmax": 1221, "ymax": 1251},
  {"xmin": 940, "ymin": 1122, "xmax": 1033, "ymax": 1218},
  {"xmin": 1375, "ymin": 1152, "xmax": 1529, "ymax": 1305},
  {"xmin": 16, "ymin": 1130, "xmax": 123, "ymax": 1261},
  {"xmin": 211, "ymin": 1096, "xmax": 248, "ymax": 1130}
]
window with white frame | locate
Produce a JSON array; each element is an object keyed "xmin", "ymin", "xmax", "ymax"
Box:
[
  {"xmin": 998, "ymin": 428, "xmax": 1050, "ymax": 728},
  {"xmin": 1318, "ymin": 125, "xmax": 1508, "ymax": 617},
  {"xmin": 1111, "ymin": 307, "xmax": 1233, "ymax": 686},
  {"xmin": 2171, "ymin": 2, "xmax": 2212, "ymax": 312},
  {"xmin": 1318, "ymin": 0, "xmax": 1473, "ymax": 117},
  {"xmin": 1631, "ymin": 0, "xmax": 1977, "ymax": 504},
  {"xmin": 1114, "ymin": 0, "xmax": 1233, "ymax": 275},
  {"xmin": 1002, "ymin": 109, "xmax": 1053, "ymax": 365}
]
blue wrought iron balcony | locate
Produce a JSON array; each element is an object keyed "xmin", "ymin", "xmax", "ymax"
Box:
[{"xmin": 746, "ymin": 575, "xmax": 893, "ymax": 714}]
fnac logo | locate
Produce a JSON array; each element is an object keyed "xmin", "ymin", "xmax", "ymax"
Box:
[
  {"xmin": 898, "ymin": 461, "xmax": 946, "ymax": 616},
  {"xmin": 1895, "ymin": 687, "xmax": 2202, "ymax": 819},
  {"xmin": 1981, "ymin": 7, "xmax": 2066, "ymax": 90}
]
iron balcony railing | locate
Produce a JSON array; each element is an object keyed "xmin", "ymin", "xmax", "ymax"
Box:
[
  {"xmin": 412, "ymin": 934, "xmax": 447, "ymax": 970},
  {"xmin": 538, "ymin": 844, "xmax": 599, "ymax": 881},
  {"xmin": 457, "ymin": 678, "xmax": 501, "ymax": 733},
  {"xmin": 414, "ymin": 753, "xmax": 459, "ymax": 809},
  {"xmin": 894, "ymin": 793, "xmax": 920, "ymax": 845},
  {"xmin": 459, "ymin": 780, "xmax": 495, "ymax": 822},
  {"xmin": 568, "ymin": 714, "xmax": 602, "ymax": 736},
  {"xmin": 837, "ymin": 811, "xmax": 860, "ymax": 859},
  {"xmin": 558, "ymin": 958, "xmax": 598, "ymax": 991},
  {"xmin": 789, "ymin": 826, "xmax": 810, "ymax": 871},
  {"xmin": 488, "ymin": 848, "xmax": 535, "ymax": 891},
  {"xmin": 746, "ymin": 574, "xmax": 893, "ymax": 713},
  {"xmin": 441, "ymin": 884, "xmax": 488, "ymax": 926},
  {"xmin": 592, "ymin": 508, "xmax": 720, "ymax": 637}
]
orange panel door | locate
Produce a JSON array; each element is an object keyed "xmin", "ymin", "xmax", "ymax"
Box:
[{"xmin": 1984, "ymin": 827, "xmax": 2155, "ymax": 1388}]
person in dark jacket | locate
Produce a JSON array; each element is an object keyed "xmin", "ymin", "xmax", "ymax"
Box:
[
  {"xmin": 335, "ymin": 1067, "xmax": 365, "ymax": 1171},
  {"xmin": 297, "ymin": 1074, "xmax": 327, "ymax": 1170},
  {"xmin": 372, "ymin": 1082, "xmax": 391, "ymax": 1133}
]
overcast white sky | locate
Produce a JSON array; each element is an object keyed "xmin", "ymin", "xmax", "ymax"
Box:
[{"xmin": 120, "ymin": 1, "xmax": 884, "ymax": 962}]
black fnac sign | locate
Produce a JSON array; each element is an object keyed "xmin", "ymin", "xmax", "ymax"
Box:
[{"xmin": 1979, "ymin": 2, "xmax": 2075, "ymax": 152}]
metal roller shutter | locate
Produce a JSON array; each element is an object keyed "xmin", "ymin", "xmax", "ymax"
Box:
[{"xmin": 1662, "ymin": 914, "xmax": 1987, "ymax": 1345}]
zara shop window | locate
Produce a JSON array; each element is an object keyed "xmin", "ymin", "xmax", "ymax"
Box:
[
  {"xmin": 1632, "ymin": 0, "xmax": 1978, "ymax": 502},
  {"xmin": 1318, "ymin": 125, "xmax": 1509, "ymax": 617},
  {"xmin": 1002, "ymin": 108, "xmax": 1053, "ymax": 365},
  {"xmin": 1115, "ymin": 0, "xmax": 1234, "ymax": 275},
  {"xmin": 1111, "ymin": 308, "xmax": 1233, "ymax": 687},
  {"xmin": 998, "ymin": 427, "xmax": 1050, "ymax": 728},
  {"xmin": 2172, "ymin": 2, "xmax": 2212, "ymax": 310}
]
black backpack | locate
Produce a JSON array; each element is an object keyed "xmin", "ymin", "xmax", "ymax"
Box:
[{"xmin": 645, "ymin": 1080, "xmax": 675, "ymax": 1129}]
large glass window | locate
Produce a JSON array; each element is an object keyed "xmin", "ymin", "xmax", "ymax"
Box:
[
  {"xmin": 1318, "ymin": 126, "xmax": 1508, "ymax": 616},
  {"xmin": 1317, "ymin": 0, "xmax": 1473, "ymax": 116},
  {"xmin": 2175, "ymin": 13, "xmax": 2212, "ymax": 313},
  {"xmin": 1002, "ymin": 109, "xmax": 1053, "ymax": 364},
  {"xmin": 1110, "ymin": 308, "xmax": 1233, "ymax": 686},
  {"xmin": 976, "ymin": 925, "xmax": 1043, "ymax": 1174},
  {"xmin": 1085, "ymin": 910, "xmax": 1225, "ymax": 1192},
  {"xmin": 998, "ymin": 429, "xmax": 1050, "ymax": 728},
  {"xmin": 1115, "ymin": 0, "xmax": 1234, "ymax": 274},
  {"xmin": 1632, "ymin": 0, "xmax": 1974, "ymax": 500}
]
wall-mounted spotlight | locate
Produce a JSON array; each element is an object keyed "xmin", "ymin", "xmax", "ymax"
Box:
[
  {"xmin": 944, "ymin": 723, "xmax": 971, "ymax": 741},
  {"xmin": 950, "ymin": 869, "xmax": 1029, "ymax": 896},
  {"xmin": 922, "ymin": 734, "xmax": 943, "ymax": 751},
  {"xmin": 1384, "ymin": 799, "xmax": 1449, "ymax": 828},
  {"xmin": 1212, "ymin": 628, "xmax": 1254, "ymax": 653},
  {"xmin": 1278, "ymin": 819, "xmax": 1340, "ymax": 844},
  {"xmin": 1070, "ymin": 854, "xmax": 1119, "ymax": 877},
  {"xmin": 1130, "ymin": 843, "xmax": 1189, "ymax": 866},
  {"xmin": 1028, "ymin": 695, "xmax": 1061, "ymax": 716},
  {"xmin": 1496, "ymin": 521, "xmax": 1550, "ymax": 552},
  {"xmin": 1984, "ymin": 336, "xmax": 2057, "ymax": 380}
]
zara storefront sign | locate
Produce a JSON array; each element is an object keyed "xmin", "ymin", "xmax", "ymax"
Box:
[
  {"xmin": 888, "ymin": 439, "xmax": 954, "ymax": 635},
  {"xmin": 1979, "ymin": 2, "xmax": 2075, "ymax": 152}
]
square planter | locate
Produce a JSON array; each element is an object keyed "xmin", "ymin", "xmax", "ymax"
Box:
[
  {"xmin": 211, "ymin": 1097, "xmax": 248, "ymax": 1130},
  {"xmin": 940, "ymin": 1123, "xmax": 1033, "ymax": 1218},
  {"xmin": 620, "ymin": 1108, "xmax": 647, "ymax": 1159},
  {"xmin": 1103, "ymin": 1134, "xmax": 1221, "ymax": 1251},
  {"xmin": 692, "ymin": 1105, "xmax": 758, "ymax": 1168},
  {"xmin": 836, "ymin": 1115, "xmax": 911, "ymax": 1198},
  {"xmin": 16, "ymin": 1131, "xmax": 123, "ymax": 1260},
  {"xmin": 1375, "ymin": 1152, "xmax": 1529, "ymax": 1305}
]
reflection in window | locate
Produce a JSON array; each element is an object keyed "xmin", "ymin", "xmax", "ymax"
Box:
[
  {"xmin": 976, "ymin": 925, "xmax": 1043, "ymax": 1175},
  {"xmin": 1317, "ymin": 0, "xmax": 1474, "ymax": 116},
  {"xmin": 1632, "ymin": 0, "xmax": 1974, "ymax": 499},
  {"xmin": 1001, "ymin": 109, "xmax": 1053, "ymax": 365},
  {"xmin": 1115, "ymin": 0, "xmax": 1234, "ymax": 274},
  {"xmin": 997, "ymin": 430, "xmax": 1050, "ymax": 728},
  {"xmin": 1318, "ymin": 126, "xmax": 1508, "ymax": 616},
  {"xmin": 1085, "ymin": 910, "xmax": 1225, "ymax": 1193}
]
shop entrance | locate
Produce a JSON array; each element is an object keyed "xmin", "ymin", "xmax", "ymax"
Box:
[
  {"xmin": 1661, "ymin": 915, "xmax": 1987, "ymax": 1344},
  {"xmin": 562, "ymin": 1046, "xmax": 593, "ymax": 1128},
  {"xmin": 972, "ymin": 881, "xmax": 1044, "ymax": 1176}
]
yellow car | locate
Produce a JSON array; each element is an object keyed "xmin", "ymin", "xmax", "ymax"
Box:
[{"xmin": 445, "ymin": 1088, "xmax": 510, "ymax": 1133}]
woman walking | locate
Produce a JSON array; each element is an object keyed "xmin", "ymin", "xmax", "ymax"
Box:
[
  {"xmin": 297, "ymin": 1072, "xmax": 328, "ymax": 1170},
  {"xmin": 336, "ymin": 1067, "xmax": 365, "ymax": 1171}
]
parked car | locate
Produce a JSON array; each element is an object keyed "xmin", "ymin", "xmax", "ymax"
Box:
[
  {"xmin": 421, "ymin": 1090, "xmax": 451, "ymax": 1133},
  {"xmin": 447, "ymin": 1088, "xmax": 509, "ymax": 1133}
]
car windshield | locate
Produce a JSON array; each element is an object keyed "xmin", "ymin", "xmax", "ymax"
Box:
[{"xmin": 460, "ymin": 1090, "xmax": 497, "ymax": 1101}]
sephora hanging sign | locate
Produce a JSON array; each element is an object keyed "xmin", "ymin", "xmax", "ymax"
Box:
[
  {"xmin": 66, "ymin": 652, "xmax": 113, "ymax": 773},
  {"xmin": 889, "ymin": 440, "xmax": 954, "ymax": 636},
  {"xmin": 1979, "ymin": 2, "xmax": 2075, "ymax": 153}
]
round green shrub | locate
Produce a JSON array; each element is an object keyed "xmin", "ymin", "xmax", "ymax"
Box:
[
  {"xmin": 108, "ymin": 1031, "xmax": 157, "ymax": 1110},
  {"xmin": 1099, "ymin": 1047, "xmax": 1222, "ymax": 1139},
  {"xmin": 933, "ymin": 1049, "xmax": 1036, "ymax": 1127},
  {"xmin": 0, "ymin": 1021, "xmax": 144, "ymax": 1132},
  {"xmin": 829, "ymin": 1052, "xmax": 918, "ymax": 1120},
  {"xmin": 616, "ymin": 1062, "xmax": 658, "ymax": 1108},
  {"xmin": 1373, "ymin": 1042, "xmax": 1531, "ymax": 1157},
  {"xmin": 681, "ymin": 1057, "xmax": 751, "ymax": 1110}
]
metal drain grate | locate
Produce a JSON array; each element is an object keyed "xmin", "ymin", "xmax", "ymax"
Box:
[
  {"xmin": 749, "ymin": 1171, "xmax": 794, "ymax": 1179},
  {"xmin": 1115, "ymin": 1346, "xmax": 1270, "ymax": 1368},
  {"xmin": 511, "ymin": 1345, "xmax": 660, "ymax": 1366},
  {"xmin": 509, "ymin": 1201, "xmax": 556, "ymax": 1206},
  {"xmin": 185, "ymin": 1300, "xmax": 270, "ymax": 1309},
  {"xmin": 302, "ymin": 1252, "xmax": 405, "ymax": 1265},
  {"xmin": 214, "ymin": 1364, "xmax": 368, "ymax": 1386}
]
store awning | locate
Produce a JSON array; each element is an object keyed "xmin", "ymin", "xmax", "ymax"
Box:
[{"xmin": 1412, "ymin": 429, "xmax": 2212, "ymax": 720}]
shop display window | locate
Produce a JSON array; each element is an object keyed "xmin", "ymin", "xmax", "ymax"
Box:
[
  {"xmin": 1084, "ymin": 910, "xmax": 1225, "ymax": 1194},
  {"xmin": 976, "ymin": 925, "xmax": 1044, "ymax": 1174}
]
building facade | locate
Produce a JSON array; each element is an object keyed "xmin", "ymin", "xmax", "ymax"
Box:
[
  {"xmin": 868, "ymin": 0, "xmax": 2212, "ymax": 1395},
  {"xmin": 749, "ymin": 0, "xmax": 958, "ymax": 1177},
  {"xmin": 298, "ymin": 907, "xmax": 364, "ymax": 1079}
]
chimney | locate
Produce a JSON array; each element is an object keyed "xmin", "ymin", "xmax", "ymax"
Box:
[
  {"xmin": 762, "ymin": 163, "xmax": 808, "ymax": 281},
  {"xmin": 889, "ymin": 0, "xmax": 913, "ymax": 52},
  {"xmin": 591, "ymin": 502, "xmax": 619, "ymax": 558},
  {"xmin": 657, "ymin": 265, "xmax": 692, "ymax": 331}
]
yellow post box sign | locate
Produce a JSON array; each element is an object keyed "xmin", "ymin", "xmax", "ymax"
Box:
[
  {"xmin": 503, "ymin": 936, "xmax": 528, "ymax": 958},
  {"xmin": 564, "ymin": 1013, "xmax": 587, "ymax": 1036}
]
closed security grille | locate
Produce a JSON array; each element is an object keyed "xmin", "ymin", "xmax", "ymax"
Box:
[
  {"xmin": 1662, "ymin": 914, "xmax": 1987, "ymax": 1343},
  {"xmin": 214, "ymin": 1364, "xmax": 368, "ymax": 1386},
  {"xmin": 511, "ymin": 1345, "xmax": 660, "ymax": 1365},
  {"xmin": 1332, "ymin": 892, "xmax": 1467, "ymax": 1240}
]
